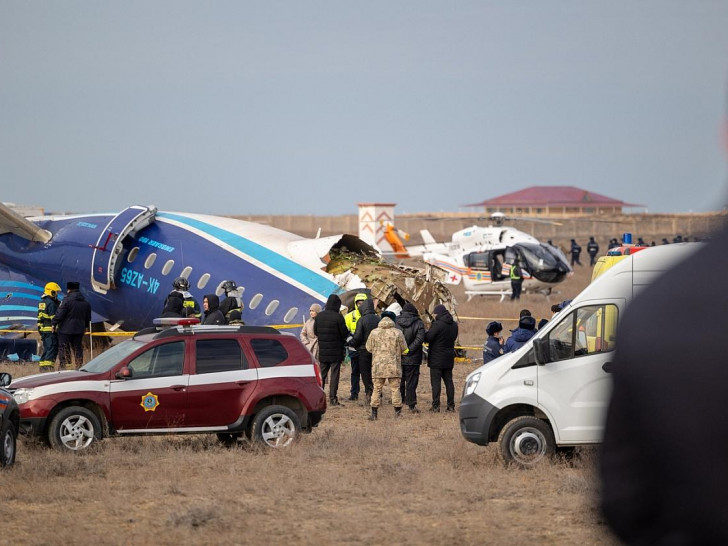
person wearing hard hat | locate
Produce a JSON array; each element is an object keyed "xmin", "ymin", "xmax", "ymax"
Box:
[{"xmin": 37, "ymin": 281, "xmax": 62, "ymax": 372}]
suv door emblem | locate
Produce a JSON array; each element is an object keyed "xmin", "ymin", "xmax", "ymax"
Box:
[{"xmin": 141, "ymin": 392, "xmax": 160, "ymax": 412}]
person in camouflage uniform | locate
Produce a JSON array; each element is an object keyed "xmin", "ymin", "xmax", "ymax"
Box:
[{"xmin": 365, "ymin": 315, "xmax": 408, "ymax": 421}]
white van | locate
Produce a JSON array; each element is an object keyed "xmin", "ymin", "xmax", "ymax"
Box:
[{"xmin": 459, "ymin": 243, "xmax": 701, "ymax": 466}]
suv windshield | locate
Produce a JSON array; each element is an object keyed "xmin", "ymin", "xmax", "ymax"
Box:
[{"xmin": 80, "ymin": 340, "xmax": 146, "ymax": 373}]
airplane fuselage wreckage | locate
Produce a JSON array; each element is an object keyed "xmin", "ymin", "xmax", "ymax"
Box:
[{"xmin": 0, "ymin": 203, "xmax": 455, "ymax": 334}]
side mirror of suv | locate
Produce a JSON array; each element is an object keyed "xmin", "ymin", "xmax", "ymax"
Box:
[
  {"xmin": 533, "ymin": 338, "xmax": 551, "ymax": 365},
  {"xmin": 115, "ymin": 367, "xmax": 133, "ymax": 380},
  {"xmin": 0, "ymin": 372, "xmax": 12, "ymax": 387}
]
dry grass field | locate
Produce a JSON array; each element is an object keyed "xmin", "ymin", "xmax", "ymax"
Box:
[{"xmin": 0, "ymin": 263, "xmax": 619, "ymax": 545}]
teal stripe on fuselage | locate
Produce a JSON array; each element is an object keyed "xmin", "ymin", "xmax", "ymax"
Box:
[
  {"xmin": 0, "ymin": 281, "xmax": 43, "ymax": 292},
  {"xmin": 158, "ymin": 213, "xmax": 338, "ymax": 298},
  {"xmin": 0, "ymin": 305, "xmax": 38, "ymax": 312}
]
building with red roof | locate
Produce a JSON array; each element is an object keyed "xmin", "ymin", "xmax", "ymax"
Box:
[{"xmin": 463, "ymin": 186, "xmax": 646, "ymax": 216}]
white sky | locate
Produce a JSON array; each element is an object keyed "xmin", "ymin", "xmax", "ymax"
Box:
[{"xmin": 1, "ymin": 1, "xmax": 727, "ymax": 215}]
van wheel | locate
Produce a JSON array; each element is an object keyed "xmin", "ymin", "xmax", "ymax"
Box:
[
  {"xmin": 0, "ymin": 419, "xmax": 17, "ymax": 467},
  {"xmin": 497, "ymin": 415, "xmax": 554, "ymax": 466},
  {"xmin": 48, "ymin": 406, "xmax": 102, "ymax": 452},
  {"xmin": 251, "ymin": 406, "xmax": 300, "ymax": 449}
]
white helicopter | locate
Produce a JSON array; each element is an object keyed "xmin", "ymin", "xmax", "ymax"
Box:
[{"xmin": 405, "ymin": 212, "xmax": 573, "ymax": 300}]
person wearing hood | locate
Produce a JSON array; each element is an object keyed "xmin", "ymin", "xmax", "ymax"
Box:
[
  {"xmin": 202, "ymin": 294, "xmax": 225, "ymax": 325},
  {"xmin": 348, "ymin": 298, "xmax": 380, "ymax": 405},
  {"xmin": 503, "ymin": 315, "xmax": 537, "ymax": 353},
  {"xmin": 160, "ymin": 295, "xmax": 185, "ymax": 318},
  {"xmin": 300, "ymin": 303, "xmax": 321, "ymax": 361},
  {"xmin": 52, "ymin": 281, "xmax": 92, "ymax": 369},
  {"xmin": 395, "ymin": 303, "xmax": 425, "ymax": 413},
  {"xmin": 314, "ymin": 294, "xmax": 349, "ymax": 406},
  {"xmin": 424, "ymin": 304, "xmax": 458, "ymax": 412},
  {"xmin": 365, "ymin": 315, "xmax": 408, "ymax": 420}
]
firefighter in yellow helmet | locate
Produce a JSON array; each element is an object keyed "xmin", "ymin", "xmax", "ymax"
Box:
[
  {"xmin": 344, "ymin": 292, "xmax": 368, "ymax": 400},
  {"xmin": 37, "ymin": 282, "xmax": 61, "ymax": 372}
]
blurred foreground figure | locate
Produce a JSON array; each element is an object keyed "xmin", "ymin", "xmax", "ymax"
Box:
[{"xmin": 601, "ymin": 226, "xmax": 728, "ymax": 544}]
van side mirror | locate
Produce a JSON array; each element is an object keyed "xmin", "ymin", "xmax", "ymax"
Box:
[
  {"xmin": 115, "ymin": 366, "xmax": 133, "ymax": 379},
  {"xmin": 533, "ymin": 338, "xmax": 551, "ymax": 365},
  {"xmin": 0, "ymin": 372, "xmax": 12, "ymax": 387}
]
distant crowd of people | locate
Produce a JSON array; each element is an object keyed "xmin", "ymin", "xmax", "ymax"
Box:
[{"xmin": 559, "ymin": 233, "xmax": 695, "ymax": 267}]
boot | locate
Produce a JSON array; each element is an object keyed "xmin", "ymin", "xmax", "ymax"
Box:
[
  {"xmin": 409, "ymin": 405, "xmax": 420, "ymax": 414},
  {"xmin": 446, "ymin": 404, "xmax": 456, "ymax": 413},
  {"xmin": 329, "ymin": 397, "xmax": 342, "ymax": 407},
  {"xmin": 368, "ymin": 407, "xmax": 378, "ymax": 421},
  {"xmin": 394, "ymin": 406, "xmax": 402, "ymax": 418}
]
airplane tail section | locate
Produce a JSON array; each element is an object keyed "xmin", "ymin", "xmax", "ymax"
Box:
[
  {"xmin": 0, "ymin": 202, "xmax": 51, "ymax": 243},
  {"xmin": 420, "ymin": 229, "xmax": 437, "ymax": 246}
]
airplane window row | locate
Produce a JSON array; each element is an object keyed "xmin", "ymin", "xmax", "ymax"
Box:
[{"xmin": 126, "ymin": 247, "xmax": 298, "ymax": 323}]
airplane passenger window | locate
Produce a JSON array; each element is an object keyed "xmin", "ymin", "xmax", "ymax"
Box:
[
  {"xmin": 197, "ymin": 273, "xmax": 210, "ymax": 289},
  {"xmin": 180, "ymin": 266, "xmax": 192, "ymax": 279},
  {"xmin": 127, "ymin": 247, "xmax": 139, "ymax": 263},
  {"xmin": 265, "ymin": 300, "xmax": 279, "ymax": 316},
  {"xmin": 283, "ymin": 307, "xmax": 298, "ymax": 323},
  {"xmin": 249, "ymin": 293, "xmax": 263, "ymax": 309},
  {"xmin": 144, "ymin": 253, "xmax": 157, "ymax": 269},
  {"xmin": 162, "ymin": 260, "xmax": 174, "ymax": 275}
]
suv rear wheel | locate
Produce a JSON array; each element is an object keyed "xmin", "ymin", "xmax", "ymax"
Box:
[
  {"xmin": 1, "ymin": 419, "xmax": 17, "ymax": 467},
  {"xmin": 48, "ymin": 406, "xmax": 102, "ymax": 452},
  {"xmin": 252, "ymin": 406, "xmax": 300, "ymax": 448}
]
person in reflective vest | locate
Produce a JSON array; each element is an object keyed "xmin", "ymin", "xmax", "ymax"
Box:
[
  {"xmin": 510, "ymin": 260, "xmax": 523, "ymax": 301},
  {"xmin": 37, "ymin": 282, "xmax": 62, "ymax": 372}
]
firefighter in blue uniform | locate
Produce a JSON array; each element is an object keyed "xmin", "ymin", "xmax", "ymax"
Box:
[{"xmin": 37, "ymin": 282, "xmax": 62, "ymax": 372}]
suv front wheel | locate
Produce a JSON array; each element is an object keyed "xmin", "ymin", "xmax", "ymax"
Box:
[
  {"xmin": 252, "ymin": 406, "xmax": 301, "ymax": 448},
  {"xmin": 48, "ymin": 406, "xmax": 102, "ymax": 452}
]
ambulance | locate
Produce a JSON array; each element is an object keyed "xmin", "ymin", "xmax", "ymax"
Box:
[{"xmin": 459, "ymin": 243, "xmax": 701, "ymax": 466}]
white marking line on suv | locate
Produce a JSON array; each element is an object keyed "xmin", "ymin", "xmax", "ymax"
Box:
[
  {"xmin": 19, "ymin": 365, "xmax": 315, "ymax": 402},
  {"xmin": 188, "ymin": 369, "xmax": 257, "ymax": 387},
  {"xmin": 117, "ymin": 425, "xmax": 229, "ymax": 434},
  {"xmin": 24, "ymin": 380, "xmax": 109, "ymax": 401},
  {"xmin": 257, "ymin": 365, "xmax": 315, "ymax": 379}
]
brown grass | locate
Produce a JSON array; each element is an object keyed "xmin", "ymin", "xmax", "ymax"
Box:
[{"xmin": 0, "ymin": 265, "xmax": 618, "ymax": 544}]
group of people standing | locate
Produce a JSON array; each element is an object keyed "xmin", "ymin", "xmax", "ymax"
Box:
[
  {"xmin": 301, "ymin": 293, "xmax": 459, "ymax": 419},
  {"xmin": 37, "ymin": 281, "xmax": 92, "ymax": 371},
  {"xmin": 160, "ymin": 277, "xmax": 243, "ymax": 325}
]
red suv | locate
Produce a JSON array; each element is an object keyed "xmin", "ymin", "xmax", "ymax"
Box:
[{"xmin": 10, "ymin": 323, "xmax": 326, "ymax": 452}]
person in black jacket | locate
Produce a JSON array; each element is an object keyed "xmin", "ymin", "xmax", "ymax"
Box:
[
  {"xmin": 586, "ymin": 236, "xmax": 600, "ymax": 266},
  {"xmin": 52, "ymin": 281, "xmax": 92, "ymax": 369},
  {"xmin": 600, "ymin": 225, "xmax": 728, "ymax": 544},
  {"xmin": 202, "ymin": 294, "xmax": 225, "ymax": 325},
  {"xmin": 395, "ymin": 303, "xmax": 425, "ymax": 413},
  {"xmin": 160, "ymin": 295, "xmax": 185, "ymax": 318},
  {"xmin": 425, "ymin": 304, "xmax": 458, "ymax": 412},
  {"xmin": 314, "ymin": 294, "xmax": 349, "ymax": 406},
  {"xmin": 348, "ymin": 298, "xmax": 380, "ymax": 405}
]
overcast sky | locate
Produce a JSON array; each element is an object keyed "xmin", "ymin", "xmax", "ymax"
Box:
[{"xmin": 2, "ymin": 1, "xmax": 727, "ymax": 216}]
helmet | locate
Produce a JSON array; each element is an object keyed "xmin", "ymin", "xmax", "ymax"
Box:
[
  {"xmin": 354, "ymin": 293, "xmax": 368, "ymax": 304},
  {"xmin": 173, "ymin": 277, "xmax": 189, "ymax": 291},
  {"xmin": 44, "ymin": 282, "xmax": 62, "ymax": 297},
  {"xmin": 221, "ymin": 280, "xmax": 238, "ymax": 294}
]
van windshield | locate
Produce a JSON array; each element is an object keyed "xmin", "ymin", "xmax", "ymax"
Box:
[{"xmin": 80, "ymin": 340, "xmax": 146, "ymax": 373}]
